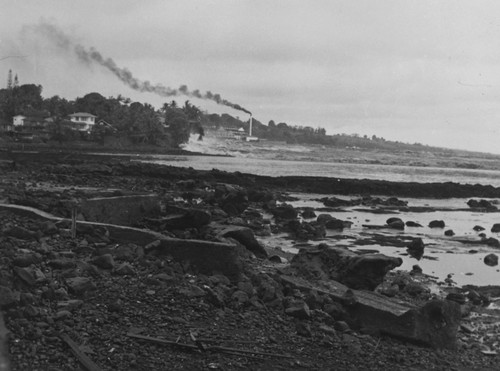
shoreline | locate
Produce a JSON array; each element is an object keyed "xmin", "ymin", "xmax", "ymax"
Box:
[
  {"xmin": 2, "ymin": 149, "xmax": 500, "ymax": 199},
  {"xmin": 1, "ymin": 151, "xmax": 499, "ymax": 369}
]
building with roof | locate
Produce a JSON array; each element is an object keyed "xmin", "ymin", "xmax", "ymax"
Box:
[{"xmin": 68, "ymin": 112, "xmax": 97, "ymax": 133}]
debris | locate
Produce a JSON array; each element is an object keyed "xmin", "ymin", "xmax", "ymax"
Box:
[{"xmin": 60, "ymin": 333, "xmax": 102, "ymax": 371}]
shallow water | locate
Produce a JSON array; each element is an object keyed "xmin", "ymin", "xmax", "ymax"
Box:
[
  {"xmin": 277, "ymin": 193, "xmax": 500, "ymax": 286},
  {"xmin": 138, "ymin": 142, "xmax": 500, "ymax": 287}
]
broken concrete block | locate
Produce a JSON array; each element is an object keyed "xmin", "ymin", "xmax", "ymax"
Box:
[
  {"xmin": 80, "ymin": 194, "xmax": 160, "ymax": 226},
  {"xmin": 281, "ymin": 275, "xmax": 461, "ymax": 349}
]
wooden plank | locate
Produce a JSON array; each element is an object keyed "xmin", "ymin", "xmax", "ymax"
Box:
[{"xmin": 60, "ymin": 333, "xmax": 102, "ymax": 371}]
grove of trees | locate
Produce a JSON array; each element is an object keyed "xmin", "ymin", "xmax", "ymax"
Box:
[{"xmin": 0, "ymin": 83, "xmax": 202, "ymax": 148}]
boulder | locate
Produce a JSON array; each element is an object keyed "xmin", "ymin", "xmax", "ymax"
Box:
[
  {"xmin": 317, "ymin": 214, "xmax": 334, "ymax": 224},
  {"xmin": 215, "ymin": 184, "xmax": 249, "ymax": 216},
  {"xmin": 325, "ymin": 218, "xmax": 346, "ymax": 230},
  {"xmin": 301, "ymin": 208, "xmax": 316, "ymax": 219},
  {"xmin": 407, "ymin": 238, "xmax": 425, "ymax": 260},
  {"xmin": 491, "ymin": 223, "xmax": 500, "ymax": 233},
  {"xmin": 270, "ymin": 204, "xmax": 298, "ymax": 220},
  {"xmin": 473, "ymin": 225, "xmax": 485, "ymax": 231},
  {"xmin": 290, "ymin": 243, "xmax": 402, "ymax": 290},
  {"xmin": 444, "ymin": 229, "xmax": 455, "ymax": 236},
  {"xmin": 429, "ymin": 220, "xmax": 445, "ymax": 228},
  {"xmin": 484, "ymin": 254, "xmax": 498, "ymax": 267},
  {"xmin": 216, "ymin": 226, "xmax": 268, "ymax": 258},
  {"xmin": 406, "ymin": 221, "xmax": 423, "ymax": 227},
  {"xmin": 386, "ymin": 217, "xmax": 405, "ymax": 230}
]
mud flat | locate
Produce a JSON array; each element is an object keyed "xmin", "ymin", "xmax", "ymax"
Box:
[{"xmin": 0, "ymin": 153, "xmax": 499, "ymax": 370}]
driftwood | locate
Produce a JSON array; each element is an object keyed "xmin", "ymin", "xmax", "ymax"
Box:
[
  {"xmin": 127, "ymin": 333, "xmax": 293, "ymax": 359},
  {"xmin": 60, "ymin": 333, "xmax": 102, "ymax": 371}
]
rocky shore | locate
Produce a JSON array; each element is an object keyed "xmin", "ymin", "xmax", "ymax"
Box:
[{"xmin": 0, "ymin": 152, "xmax": 499, "ymax": 370}]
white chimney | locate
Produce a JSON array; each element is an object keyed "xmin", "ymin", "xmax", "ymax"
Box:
[{"xmin": 249, "ymin": 114, "xmax": 253, "ymax": 137}]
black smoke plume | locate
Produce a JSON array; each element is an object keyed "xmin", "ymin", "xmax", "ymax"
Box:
[{"xmin": 28, "ymin": 21, "xmax": 251, "ymax": 115}]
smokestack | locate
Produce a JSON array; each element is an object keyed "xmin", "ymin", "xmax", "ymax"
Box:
[
  {"xmin": 28, "ymin": 21, "xmax": 252, "ymax": 115},
  {"xmin": 249, "ymin": 114, "xmax": 253, "ymax": 137}
]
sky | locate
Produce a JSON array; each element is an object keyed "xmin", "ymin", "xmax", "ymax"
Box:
[{"xmin": 2, "ymin": 0, "xmax": 500, "ymax": 153}]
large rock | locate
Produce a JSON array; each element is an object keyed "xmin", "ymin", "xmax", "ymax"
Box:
[
  {"xmin": 281, "ymin": 275, "xmax": 461, "ymax": 349},
  {"xmin": 216, "ymin": 226, "xmax": 268, "ymax": 259},
  {"xmin": 214, "ymin": 184, "xmax": 249, "ymax": 216},
  {"xmin": 484, "ymin": 253, "xmax": 498, "ymax": 267},
  {"xmin": 290, "ymin": 244, "xmax": 402, "ymax": 290},
  {"xmin": 80, "ymin": 194, "xmax": 161, "ymax": 226},
  {"xmin": 270, "ymin": 204, "xmax": 298, "ymax": 220}
]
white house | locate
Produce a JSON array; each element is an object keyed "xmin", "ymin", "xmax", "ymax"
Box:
[
  {"xmin": 68, "ymin": 112, "xmax": 97, "ymax": 133},
  {"xmin": 12, "ymin": 115, "xmax": 27, "ymax": 127}
]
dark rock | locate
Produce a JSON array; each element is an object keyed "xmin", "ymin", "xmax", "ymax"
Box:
[
  {"xmin": 231, "ymin": 290, "xmax": 250, "ymax": 306},
  {"xmin": 406, "ymin": 221, "xmax": 423, "ymax": 227},
  {"xmin": 316, "ymin": 214, "xmax": 334, "ymax": 224},
  {"xmin": 3, "ymin": 225, "xmax": 37, "ymax": 240},
  {"xmin": 484, "ymin": 253, "xmax": 498, "ymax": 267},
  {"xmin": 48, "ymin": 259, "xmax": 77, "ymax": 270},
  {"xmin": 404, "ymin": 282, "xmax": 429, "ymax": 297},
  {"xmin": 473, "ymin": 225, "xmax": 485, "ymax": 231},
  {"xmin": 483, "ymin": 237, "xmax": 500, "ymax": 247},
  {"xmin": 467, "ymin": 199, "xmax": 497, "ymax": 210},
  {"xmin": 387, "ymin": 218, "xmax": 405, "ymax": 230},
  {"xmin": 114, "ymin": 263, "xmax": 136, "ymax": 276},
  {"xmin": 268, "ymin": 255, "xmax": 284, "ymax": 263},
  {"xmin": 39, "ymin": 221, "xmax": 58, "ymax": 235},
  {"xmin": 295, "ymin": 321, "xmax": 312, "ymax": 337},
  {"xmin": 322, "ymin": 197, "xmax": 356, "ymax": 207},
  {"xmin": 407, "ymin": 238, "xmax": 425, "ymax": 259},
  {"xmin": 215, "ymin": 184, "xmax": 249, "ymax": 216},
  {"xmin": 13, "ymin": 253, "xmax": 42, "ymax": 267},
  {"xmin": 325, "ymin": 219, "xmax": 345, "ymax": 230},
  {"xmin": 411, "ymin": 265, "xmax": 423, "ymax": 274},
  {"xmin": 13, "ymin": 267, "xmax": 36, "ymax": 287},
  {"xmin": 0, "ymin": 286, "xmax": 19, "ymax": 309},
  {"xmin": 90, "ymin": 254, "xmax": 115, "ymax": 270},
  {"xmin": 491, "ymin": 223, "xmax": 500, "ymax": 233},
  {"xmin": 270, "ymin": 204, "xmax": 298, "ymax": 220},
  {"xmin": 301, "ymin": 208, "xmax": 316, "ymax": 219},
  {"xmin": 66, "ymin": 277, "xmax": 96, "ymax": 297},
  {"xmin": 217, "ymin": 226, "xmax": 267, "ymax": 258},
  {"xmin": 334, "ymin": 320, "xmax": 350, "ymax": 332},
  {"xmin": 429, "ymin": 220, "xmax": 445, "ymax": 228},
  {"xmin": 288, "ymin": 220, "xmax": 326, "ymax": 240},
  {"xmin": 290, "ymin": 244, "xmax": 402, "ymax": 290},
  {"xmin": 285, "ymin": 301, "xmax": 311, "ymax": 320},
  {"xmin": 446, "ymin": 293, "xmax": 467, "ymax": 305},
  {"xmin": 444, "ymin": 229, "xmax": 455, "ymax": 236}
]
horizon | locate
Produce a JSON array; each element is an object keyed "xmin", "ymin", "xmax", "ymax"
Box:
[{"xmin": 2, "ymin": 1, "xmax": 500, "ymax": 154}]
